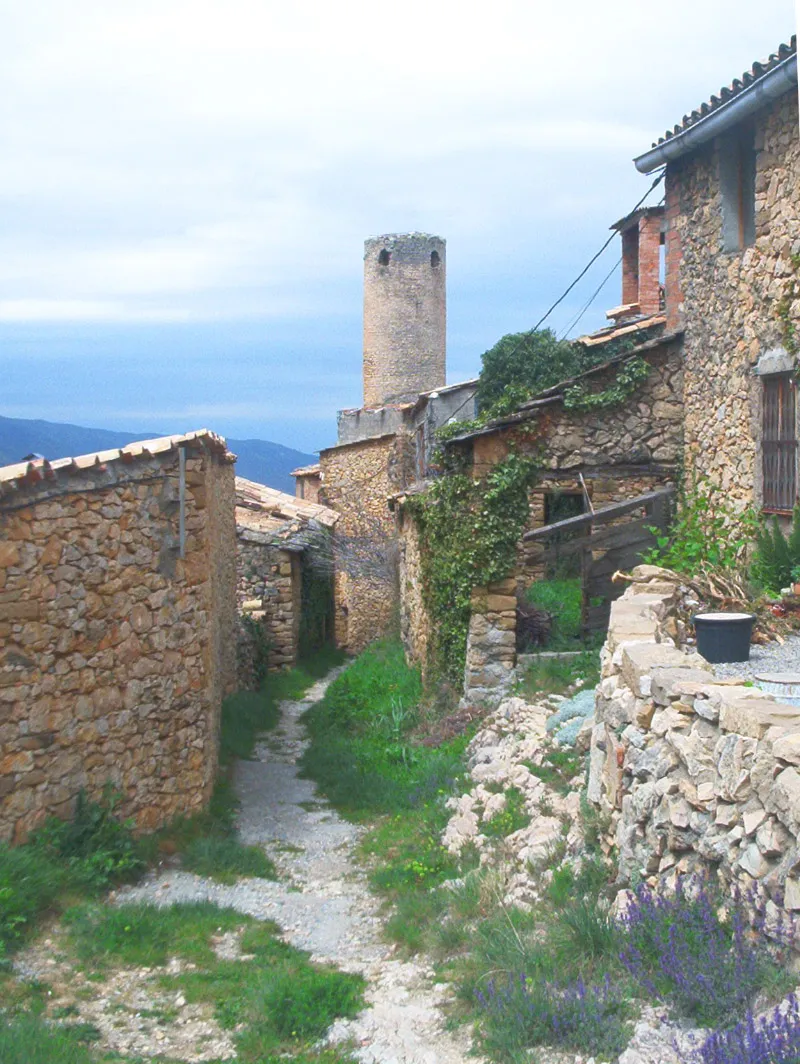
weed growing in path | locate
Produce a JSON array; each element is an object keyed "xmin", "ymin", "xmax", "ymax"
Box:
[
  {"xmin": 63, "ymin": 901, "xmax": 365, "ymax": 1062},
  {"xmin": 222, "ymin": 646, "xmax": 346, "ymax": 764},
  {"xmin": 482, "ymin": 788, "xmax": 530, "ymax": 839}
]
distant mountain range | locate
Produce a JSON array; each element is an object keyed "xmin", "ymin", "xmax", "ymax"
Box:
[{"xmin": 0, "ymin": 415, "xmax": 317, "ymax": 495}]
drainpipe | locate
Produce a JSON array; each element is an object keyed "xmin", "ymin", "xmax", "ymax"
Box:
[{"xmin": 635, "ymin": 53, "xmax": 797, "ymax": 174}]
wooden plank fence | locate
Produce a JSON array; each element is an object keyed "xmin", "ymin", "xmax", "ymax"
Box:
[{"xmin": 522, "ymin": 487, "xmax": 676, "ymax": 632}]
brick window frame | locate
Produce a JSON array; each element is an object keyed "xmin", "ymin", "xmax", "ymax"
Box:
[{"xmin": 762, "ymin": 372, "xmax": 797, "ymax": 513}]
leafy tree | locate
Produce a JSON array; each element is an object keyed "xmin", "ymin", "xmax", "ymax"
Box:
[{"xmin": 476, "ymin": 329, "xmax": 584, "ymax": 412}]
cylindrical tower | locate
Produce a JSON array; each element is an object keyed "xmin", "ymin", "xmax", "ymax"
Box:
[{"xmin": 362, "ymin": 232, "xmax": 446, "ymax": 407}]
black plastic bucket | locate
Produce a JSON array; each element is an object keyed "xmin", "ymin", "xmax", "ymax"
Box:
[{"xmin": 692, "ymin": 612, "xmax": 755, "ymax": 664}]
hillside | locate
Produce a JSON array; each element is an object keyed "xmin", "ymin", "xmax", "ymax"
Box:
[{"xmin": 0, "ymin": 415, "xmax": 316, "ymax": 495}]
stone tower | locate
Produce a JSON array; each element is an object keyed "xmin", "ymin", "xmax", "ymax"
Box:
[{"xmin": 362, "ymin": 232, "xmax": 446, "ymax": 407}]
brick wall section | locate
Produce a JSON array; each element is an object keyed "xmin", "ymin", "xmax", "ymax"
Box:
[
  {"xmin": 667, "ymin": 90, "xmax": 800, "ymax": 506},
  {"xmin": 363, "ymin": 233, "xmax": 446, "ymax": 406},
  {"xmin": 638, "ymin": 212, "xmax": 662, "ymax": 316},
  {"xmin": 0, "ymin": 445, "xmax": 236, "ymax": 843},
  {"xmin": 320, "ymin": 433, "xmax": 413, "ymax": 652}
]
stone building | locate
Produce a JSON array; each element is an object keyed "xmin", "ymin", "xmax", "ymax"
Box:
[
  {"xmin": 319, "ymin": 232, "xmax": 478, "ymax": 653},
  {"xmin": 0, "ymin": 431, "xmax": 237, "ymax": 843},
  {"xmin": 235, "ymin": 477, "xmax": 338, "ymax": 675},
  {"xmin": 634, "ymin": 35, "xmax": 798, "ymax": 511},
  {"xmin": 291, "ymin": 463, "xmax": 322, "ymax": 504}
]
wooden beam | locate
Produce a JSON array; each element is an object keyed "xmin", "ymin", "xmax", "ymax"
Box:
[{"xmin": 523, "ymin": 487, "xmax": 674, "ymax": 541}]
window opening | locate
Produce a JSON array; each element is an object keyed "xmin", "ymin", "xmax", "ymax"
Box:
[
  {"xmin": 763, "ymin": 373, "xmax": 797, "ymax": 512},
  {"xmin": 378, "ymin": 249, "xmax": 390, "ymax": 266},
  {"xmin": 430, "ymin": 250, "xmax": 440, "ymax": 267}
]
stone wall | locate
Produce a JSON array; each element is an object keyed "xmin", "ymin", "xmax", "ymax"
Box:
[
  {"xmin": 471, "ymin": 342, "xmax": 683, "ymax": 482},
  {"xmin": 320, "ymin": 433, "xmax": 412, "ymax": 653},
  {"xmin": 463, "ymin": 579, "xmax": 517, "ymax": 706},
  {"xmin": 589, "ymin": 568, "xmax": 800, "ymax": 926},
  {"xmin": 236, "ymin": 534, "xmax": 301, "ymax": 675},
  {"xmin": 668, "ymin": 90, "xmax": 800, "ymax": 507},
  {"xmin": 397, "ymin": 506, "xmax": 430, "ymax": 670},
  {"xmin": 0, "ymin": 443, "xmax": 237, "ymax": 843}
]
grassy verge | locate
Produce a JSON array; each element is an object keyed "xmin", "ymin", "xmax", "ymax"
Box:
[
  {"xmin": 221, "ymin": 645, "xmax": 346, "ymax": 763},
  {"xmin": 62, "ymin": 901, "xmax": 364, "ymax": 1062}
]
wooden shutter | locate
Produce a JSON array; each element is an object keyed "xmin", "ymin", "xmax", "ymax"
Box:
[{"xmin": 763, "ymin": 373, "xmax": 797, "ymax": 512}]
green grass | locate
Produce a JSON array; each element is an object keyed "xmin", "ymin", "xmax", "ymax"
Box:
[
  {"xmin": 481, "ymin": 788, "xmax": 531, "ymax": 839},
  {"xmin": 221, "ymin": 646, "xmax": 346, "ymax": 763},
  {"xmin": 525, "ymin": 747, "xmax": 585, "ymax": 796},
  {"xmin": 0, "ymin": 1013, "xmax": 111, "ymax": 1064},
  {"xmin": 300, "ymin": 639, "xmax": 466, "ymax": 820},
  {"xmin": 63, "ymin": 901, "xmax": 365, "ymax": 1062},
  {"xmin": 180, "ymin": 835, "xmax": 276, "ymax": 883},
  {"xmin": 517, "ymin": 649, "xmax": 600, "ymax": 700},
  {"xmin": 525, "ymin": 576, "xmax": 583, "ymax": 645}
]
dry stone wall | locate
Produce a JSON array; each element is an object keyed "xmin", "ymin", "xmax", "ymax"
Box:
[
  {"xmin": 0, "ymin": 445, "xmax": 237, "ymax": 843},
  {"xmin": 236, "ymin": 535, "xmax": 301, "ymax": 676},
  {"xmin": 669, "ymin": 90, "xmax": 800, "ymax": 506},
  {"xmin": 589, "ymin": 567, "xmax": 800, "ymax": 930}
]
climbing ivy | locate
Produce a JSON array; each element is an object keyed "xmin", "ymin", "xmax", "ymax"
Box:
[
  {"xmin": 562, "ymin": 356, "xmax": 651, "ymax": 412},
  {"xmin": 406, "ymin": 452, "xmax": 539, "ymax": 682},
  {"xmin": 779, "ymin": 253, "xmax": 800, "ymax": 359}
]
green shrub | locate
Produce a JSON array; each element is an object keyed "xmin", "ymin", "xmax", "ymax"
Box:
[
  {"xmin": 476, "ymin": 329, "xmax": 586, "ymax": 412},
  {"xmin": 643, "ymin": 477, "xmax": 758, "ymax": 576},
  {"xmin": 482, "ymin": 788, "xmax": 531, "ymax": 839},
  {"xmin": 27, "ymin": 786, "xmax": 144, "ymax": 892},
  {"xmin": 752, "ymin": 504, "xmax": 800, "ymax": 593}
]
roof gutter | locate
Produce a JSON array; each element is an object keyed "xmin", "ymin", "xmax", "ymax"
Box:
[{"xmin": 634, "ymin": 52, "xmax": 798, "ymax": 173}]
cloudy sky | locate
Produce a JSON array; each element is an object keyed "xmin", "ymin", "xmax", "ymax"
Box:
[{"xmin": 1, "ymin": 1, "xmax": 796, "ymax": 455}]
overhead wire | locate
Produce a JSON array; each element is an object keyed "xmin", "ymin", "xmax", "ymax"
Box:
[{"xmin": 558, "ymin": 256, "xmax": 622, "ymax": 341}]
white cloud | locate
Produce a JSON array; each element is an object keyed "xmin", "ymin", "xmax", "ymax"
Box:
[{"xmin": 0, "ymin": 0, "xmax": 794, "ymax": 323}]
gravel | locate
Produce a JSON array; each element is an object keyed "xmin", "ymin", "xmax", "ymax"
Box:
[{"xmin": 708, "ymin": 633, "xmax": 800, "ymax": 683}]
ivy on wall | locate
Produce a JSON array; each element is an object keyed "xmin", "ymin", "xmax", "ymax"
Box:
[
  {"xmin": 562, "ymin": 356, "xmax": 651, "ymax": 412},
  {"xmin": 406, "ymin": 451, "xmax": 539, "ymax": 682}
]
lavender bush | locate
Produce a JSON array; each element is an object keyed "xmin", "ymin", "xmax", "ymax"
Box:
[
  {"xmin": 475, "ymin": 971, "xmax": 630, "ymax": 1060},
  {"xmin": 690, "ymin": 994, "xmax": 800, "ymax": 1064},
  {"xmin": 620, "ymin": 877, "xmax": 789, "ymax": 1027}
]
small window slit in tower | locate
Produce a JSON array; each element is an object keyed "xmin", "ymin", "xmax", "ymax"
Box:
[
  {"xmin": 378, "ymin": 249, "xmax": 391, "ymax": 266},
  {"xmin": 430, "ymin": 250, "xmax": 440, "ymax": 267}
]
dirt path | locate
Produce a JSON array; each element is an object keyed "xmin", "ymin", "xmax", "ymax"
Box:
[{"xmin": 121, "ymin": 670, "xmax": 480, "ymax": 1064}]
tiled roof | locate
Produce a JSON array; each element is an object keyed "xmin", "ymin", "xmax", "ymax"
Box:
[
  {"xmin": 290, "ymin": 463, "xmax": 321, "ymax": 478},
  {"xmin": 235, "ymin": 477, "xmax": 338, "ymax": 546},
  {"xmin": 653, "ymin": 36, "xmax": 796, "ymax": 147},
  {"xmin": 0, "ymin": 429, "xmax": 231, "ymax": 502}
]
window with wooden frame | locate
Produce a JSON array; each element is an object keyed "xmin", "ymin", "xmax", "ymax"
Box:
[{"xmin": 763, "ymin": 372, "xmax": 797, "ymax": 512}]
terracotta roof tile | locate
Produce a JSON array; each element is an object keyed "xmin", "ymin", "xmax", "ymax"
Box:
[{"xmin": 0, "ymin": 429, "xmax": 232, "ymax": 501}]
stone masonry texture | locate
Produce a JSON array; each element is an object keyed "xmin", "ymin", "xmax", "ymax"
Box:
[
  {"xmin": 363, "ymin": 233, "xmax": 446, "ymax": 407},
  {"xmin": 589, "ymin": 568, "xmax": 800, "ymax": 935},
  {"xmin": 320, "ymin": 433, "xmax": 413, "ymax": 653},
  {"xmin": 668, "ymin": 90, "xmax": 800, "ymax": 506},
  {"xmin": 0, "ymin": 444, "xmax": 237, "ymax": 843}
]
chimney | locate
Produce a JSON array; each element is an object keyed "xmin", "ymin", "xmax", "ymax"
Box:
[{"xmin": 610, "ymin": 206, "xmax": 664, "ymax": 322}]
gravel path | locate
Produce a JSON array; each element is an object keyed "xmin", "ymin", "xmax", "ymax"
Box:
[{"xmin": 120, "ymin": 670, "xmax": 479, "ymax": 1064}]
